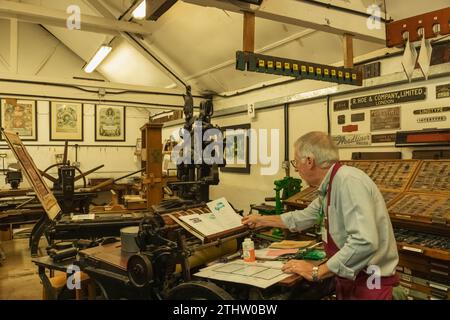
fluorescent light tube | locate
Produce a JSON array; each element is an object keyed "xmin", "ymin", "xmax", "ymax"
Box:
[
  {"xmin": 132, "ymin": 1, "xmax": 146, "ymax": 19},
  {"xmin": 84, "ymin": 45, "xmax": 112, "ymax": 73}
]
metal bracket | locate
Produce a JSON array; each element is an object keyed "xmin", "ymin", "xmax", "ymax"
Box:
[{"xmin": 386, "ymin": 7, "xmax": 450, "ymax": 47}]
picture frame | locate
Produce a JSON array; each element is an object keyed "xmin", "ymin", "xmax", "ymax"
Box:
[
  {"xmin": 49, "ymin": 102, "xmax": 84, "ymax": 141},
  {"xmin": 0, "ymin": 98, "xmax": 38, "ymax": 141},
  {"xmin": 220, "ymin": 123, "xmax": 251, "ymax": 174},
  {"xmin": 95, "ymin": 105, "xmax": 126, "ymax": 142}
]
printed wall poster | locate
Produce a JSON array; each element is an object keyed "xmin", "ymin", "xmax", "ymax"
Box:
[
  {"xmin": 0, "ymin": 99, "xmax": 37, "ymax": 141},
  {"xmin": 95, "ymin": 105, "xmax": 126, "ymax": 141},
  {"xmin": 50, "ymin": 102, "xmax": 83, "ymax": 141}
]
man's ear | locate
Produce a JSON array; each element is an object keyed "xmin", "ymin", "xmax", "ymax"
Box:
[{"xmin": 306, "ymin": 156, "xmax": 315, "ymax": 169}]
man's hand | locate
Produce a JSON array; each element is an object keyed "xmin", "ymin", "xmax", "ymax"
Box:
[
  {"xmin": 242, "ymin": 214, "xmax": 286, "ymax": 229},
  {"xmin": 282, "ymin": 259, "xmax": 315, "ymax": 281},
  {"xmin": 242, "ymin": 214, "xmax": 265, "ymax": 229}
]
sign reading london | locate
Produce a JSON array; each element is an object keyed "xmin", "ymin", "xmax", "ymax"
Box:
[{"xmin": 351, "ymin": 87, "xmax": 426, "ymax": 109}]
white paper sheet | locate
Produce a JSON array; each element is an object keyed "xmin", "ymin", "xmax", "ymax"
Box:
[
  {"xmin": 206, "ymin": 197, "xmax": 243, "ymax": 229},
  {"xmin": 194, "ymin": 260, "xmax": 291, "ymax": 289}
]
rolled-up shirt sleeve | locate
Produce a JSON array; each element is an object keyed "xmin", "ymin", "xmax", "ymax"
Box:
[
  {"xmin": 280, "ymin": 197, "xmax": 321, "ymax": 232},
  {"xmin": 326, "ymin": 175, "xmax": 379, "ymax": 280}
]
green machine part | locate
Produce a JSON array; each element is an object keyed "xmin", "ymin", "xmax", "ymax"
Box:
[
  {"xmin": 257, "ymin": 176, "xmax": 301, "ymax": 215},
  {"xmin": 273, "ymin": 176, "xmax": 301, "ymax": 215},
  {"xmin": 252, "ymin": 176, "xmax": 301, "ymax": 239}
]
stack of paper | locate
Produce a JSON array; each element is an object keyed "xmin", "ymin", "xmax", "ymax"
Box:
[
  {"xmin": 255, "ymin": 248, "xmax": 298, "ymax": 260},
  {"xmin": 269, "ymin": 240, "xmax": 313, "ymax": 249}
]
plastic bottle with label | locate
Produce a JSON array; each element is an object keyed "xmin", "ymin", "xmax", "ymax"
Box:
[{"xmin": 242, "ymin": 238, "xmax": 255, "ymax": 262}]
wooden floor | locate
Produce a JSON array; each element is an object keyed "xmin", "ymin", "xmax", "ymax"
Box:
[{"xmin": 0, "ymin": 238, "xmax": 46, "ymax": 300}]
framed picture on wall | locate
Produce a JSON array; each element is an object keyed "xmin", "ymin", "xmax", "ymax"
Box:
[
  {"xmin": 220, "ymin": 123, "xmax": 251, "ymax": 174},
  {"xmin": 95, "ymin": 105, "xmax": 126, "ymax": 141},
  {"xmin": 0, "ymin": 98, "xmax": 37, "ymax": 141},
  {"xmin": 49, "ymin": 102, "xmax": 84, "ymax": 141}
]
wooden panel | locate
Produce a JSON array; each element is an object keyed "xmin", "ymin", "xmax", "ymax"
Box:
[
  {"xmin": 412, "ymin": 150, "xmax": 450, "ymax": 160},
  {"xmin": 351, "ymin": 152, "xmax": 401, "ymax": 160},
  {"xmin": 243, "ymin": 11, "xmax": 255, "ymax": 52},
  {"xmin": 343, "ymin": 34, "xmax": 354, "ymax": 68},
  {"xmin": 1, "ymin": 129, "xmax": 60, "ymax": 220}
]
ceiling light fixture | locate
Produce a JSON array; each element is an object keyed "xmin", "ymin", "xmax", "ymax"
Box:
[
  {"xmin": 132, "ymin": 1, "xmax": 146, "ymax": 20},
  {"xmin": 84, "ymin": 45, "xmax": 112, "ymax": 73}
]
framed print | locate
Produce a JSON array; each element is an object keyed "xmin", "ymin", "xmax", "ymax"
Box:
[
  {"xmin": 221, "ymin": 123, "xmax": 250, "ymax": 174},
  {"xmin": 95, "ymin": 105, "xmax": 126, "ymax": 141},
  {"xmin": 49, "ymin": 102, "xmax": 84, "ymax": 141},
  {"xmin": 1, "ymin": 98, "xmax": 37, "ymax": 141}
]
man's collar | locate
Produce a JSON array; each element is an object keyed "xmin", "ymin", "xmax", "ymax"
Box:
[{"xmin": 317, "ymin": 163, "xmax": 336, "ymax": 197}]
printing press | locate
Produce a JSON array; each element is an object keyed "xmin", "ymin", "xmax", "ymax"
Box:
[{"xmin": 5, "ymin": 93, "xmax": 292, "ymax": 300}]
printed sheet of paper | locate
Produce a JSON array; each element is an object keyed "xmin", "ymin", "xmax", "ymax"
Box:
[
  {"xmin": 206, "ymin": 197, "xmax": 243, "ymax": 230},
  {"xmin": 194, "ymin": 260, "xmax": 291, "ymax": 289},
  {"xmin": 178, "ymin": 213, "xmax": 224, "ymax": 236}
]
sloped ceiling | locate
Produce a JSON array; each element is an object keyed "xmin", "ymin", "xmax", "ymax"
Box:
[{"xmin": 3, "ymin": 0, "xmax": 450, "ymax": 95}]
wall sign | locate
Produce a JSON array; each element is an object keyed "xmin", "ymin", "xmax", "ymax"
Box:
[
  {"xmin": 351, "ymin": 87, "xmax": 426, "ymax": 109},
  {"xmin": 332, "ymin": 133, "xmax": 371, "ymax": 148},
  {"xmin": 417, "ymin": 116, "xmax": 447, "ymax": 123},
  {"xmin": 334, "ymin": 100, "xmax": 349, "ymax": 111},
  {"xmin": 337, "ymin": 115, "xmax": 346, "ymax": 125},
  {"xmin": 351, "ymin": 113, "xmax": 365, "ymax": 122},
  {"xmin": 413, "ymin": 106, "xmax": 450, "ymax": 115},
  {"xmin": 342, "ymin": 124, "xmax": 358, "ymax": 132},
  {"xmin": 372, "ymin": 133, "xmax": 397, "ymax": 143},
  {"xmin": 436, "ymin": 84, "xmax": 450, "ymax": 99},
  {"xmin": 370, "ymin": 107, "xmax": 401, "ymax": 131}
]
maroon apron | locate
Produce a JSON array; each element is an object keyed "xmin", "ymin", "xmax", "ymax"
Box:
[{"xmin": 323, "ymin": 163, "xmax": 399, "ymax": 300}]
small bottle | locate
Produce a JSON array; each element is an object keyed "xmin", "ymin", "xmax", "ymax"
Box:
[{"xmin": 242, "ymin": 238, "xmax": 255, "ymax": 262}]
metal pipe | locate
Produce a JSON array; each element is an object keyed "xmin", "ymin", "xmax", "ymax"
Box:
[
  {"xmin": 0, "ymin": 144, "xmax": 137, "ymax": 148},
  {"xmin": 125, "ymin": 32, "xmax": 189, "ymax": 89},
  {"xmin": 327, "ymin": 95, "xmax": 331, "ymax": 134},
  {"xmin": 302, "ymin": 0, "xmax": 388, "ymax": 22},
  {"xmin": 0, "ymin": 77, "xmax": 204, "ymax": 98},
  {"xmin": 284, "ymin": 103, "xmax": 290, "ymax": 177},
  {"xmin": 0, "ymin": 92, "xmax": 189, "ymax": 109}
]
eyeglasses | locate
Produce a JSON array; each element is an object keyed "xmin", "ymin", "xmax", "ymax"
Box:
[
  {"xmin": 290, "ymin": 159, "xmax": 297, "ymax": 167},
  {"xmin": 291, "ymin": 157, "xmax": 308, "ymax": 168}
]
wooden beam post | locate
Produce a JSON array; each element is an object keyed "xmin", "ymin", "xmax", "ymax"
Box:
[
  {"xmin": 343, "ymin": 33, "xmax": 354, "ymax": 68},
  {"xmin": 243, "ymin": 11, "xmax": 255, "ymax": 52}
]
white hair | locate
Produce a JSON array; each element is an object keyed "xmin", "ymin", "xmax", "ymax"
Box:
[{"xmin": 294, "ymin": 131, "xmax": 339, "ymax": 168}]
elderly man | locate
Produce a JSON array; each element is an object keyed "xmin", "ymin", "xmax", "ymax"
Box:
[{"xmin": 242, "ymin": 131, "xmax": 399, "ymax": 300}]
